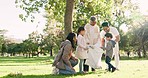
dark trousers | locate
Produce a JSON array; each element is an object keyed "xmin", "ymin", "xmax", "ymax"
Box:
[
  {"xmin": 83, "ymin": 59, "xmax": 95, "ymax": 71},
  {"xmin": 105, "ymin": 56, "xmax": 115, "ymax": 71}
]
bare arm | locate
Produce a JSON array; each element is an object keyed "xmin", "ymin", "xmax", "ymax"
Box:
[
  {"xmin": 115, "ymin": 35, "xmax": 120, "ymax": 42},
  {"xmin": 114, "ymin": 27, "xmax": 120, "ymax": 42},
  {"xmin": 100, "ymin": 30, "xmax": 106, "ymax": 47},
  {"xmin": 101, "ymin": 38, "xmax": 105, "ymax": 47}
]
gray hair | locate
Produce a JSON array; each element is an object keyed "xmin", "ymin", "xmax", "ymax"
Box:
[{"xmin": 90, "ymin": 16, "xmax": 96, "ymax": 21}]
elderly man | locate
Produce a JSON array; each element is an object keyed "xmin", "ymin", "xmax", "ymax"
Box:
[
  {"xmin": 100, "ymin": 22, "xmax": 120, "ymax": 70},
  {"xmin": 84, "ymin": 16, "xmax": 101, "ymax": 72}
]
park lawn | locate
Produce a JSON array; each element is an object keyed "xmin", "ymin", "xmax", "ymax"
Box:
[{"xmin": 0, "ymin": 56, "xmax": 148, "ymax": 78}]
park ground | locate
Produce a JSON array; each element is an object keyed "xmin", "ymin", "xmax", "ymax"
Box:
[{"xmin": 0, "ymin": 56, "xmax": 148, "ymax": 78}]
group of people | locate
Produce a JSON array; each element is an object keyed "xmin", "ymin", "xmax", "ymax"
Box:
[{"xmin": 52, "ymin": 16, "xmax": 120, "ymax": 74}]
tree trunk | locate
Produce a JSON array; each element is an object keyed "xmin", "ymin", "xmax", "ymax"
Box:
[
  {"xmin": 127, "ymin": 51, "xmax": 130, "ymax": 58},
  {"xmin": 29, "ymin": 53, "xmax": 31, "ymax": 58},
  {"xmin": 37, "ymin": 52, "xmax": 39, "ymax": 57},
  {"xmin": 64, "ymin": 0, "xmax": 74, "ymax": 37},
  {"xmin": 50, "ymin": 46, "xmax": 53, "ymax": 56},
  {"xmin": 26, "ymin": 53, "xmax": 28, "ymax": 58},
  {"xmin": 13, "ymin": 53, "xmax": 15, "ymax": 56},
  {"xmin": 23, "ymin": 53, "xmax": 25, "ymax": 56},
  {"xmin": 10, "ymin": 53, "xmax": 12, "ymax": 56},
  {"xmin": 32, "ymin": 52, "xmax": 33, "ymax": 58},
  {"xmin": 137, "ymin": 49, "xmax": 142, "ymax": 58},
  {"xmin": 1, "ymin": 52, "xmax": 4, "ymax": 56},
  {"xmin": 142, "ymin": 45, "xmax": 146, "ymax": 58}
]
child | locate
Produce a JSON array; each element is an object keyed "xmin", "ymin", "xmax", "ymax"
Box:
[
  {"xmin": 101, "ymin": 33, "xmax": 116, "ymax": 72},
  {"xmin": 76, "ymin": 26, "xmax": 88, "ymax": 73}
]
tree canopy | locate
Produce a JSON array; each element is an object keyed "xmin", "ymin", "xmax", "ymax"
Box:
[{"xmin": 0, "ymin": 0, "xmax": 142, "ymax": 58}]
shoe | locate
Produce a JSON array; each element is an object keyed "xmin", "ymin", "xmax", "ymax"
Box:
[
  {"xmin": 112, "ymin": 68, "xmax": 116, "ymax": 72},
  {"xmin": 52, "ymin": 67, "xmax": 59, "ymax": 75}
]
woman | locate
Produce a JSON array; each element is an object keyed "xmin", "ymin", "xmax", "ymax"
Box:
[{"xmin": 53, "ymin": 33, "xmax": 78, "ymax": 74}]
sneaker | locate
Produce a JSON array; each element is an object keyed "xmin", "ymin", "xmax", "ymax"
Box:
[
  {"xmin": 52, "ymin": 67, "xmax": 59, "ymax": 75},
  {"xmin": 112, "ymin": 68, "xmax": 116, "ymax": 72}
]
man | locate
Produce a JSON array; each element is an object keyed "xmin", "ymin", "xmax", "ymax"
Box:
[
  {"xmin": 100, "ymin": 22, "xmax": 120, "ymax": 69},
  {"xmin": 84, "ymin": 16, "xmax": 101, "ymax": 72}
]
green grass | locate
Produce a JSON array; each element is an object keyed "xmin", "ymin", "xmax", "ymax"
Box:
[{"xmin": 0, "ymin": 56, "xmax": 148, "ymax": 78}]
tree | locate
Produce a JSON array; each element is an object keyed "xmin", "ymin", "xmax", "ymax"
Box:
[
  {"xmin": 64, "ymin": 0, "xmax": 74, "ymax": 36},
  {"xmin": 123, "ymin": 14, "xmax": 148, "ymax": 58},
  {"xmin": 43, "ymin": 25, "xmax": 64, "ymax": 56},
  {"xmin": 15, "ymin": 0, "xmax": 114, "ymax": 36},
  {"xmin": 1, "ymin": 43, "xmax": 7, "ymax": 56},
  {"xmin": 73, "ymin": 0, "xmax": 113, "ymax": 31},
  {"xmin": 22, "ymin": 39, "xmax": 38, "ymax": 58},
  {"xmin": 136, "ymin": 22, "xmax": 148, "ymax": 57},
  {"xmin": 0, "ymin": 34, "xmax": 4, "ymax": 54},
  {"xmin": 7, "ymin": 43, "xmax": 16, "ymax": 56},
  {"xmin": 27, "ymin": 32, "xmax": 41, "ymax": 57},
  {"xmin": 7, "ymin": 43, "xmax": 24, "ymax": 56},
  {"xmin": 0, "ymin": 29, "xmax": 7, "ymax": 56},
  {"xmin": 16, "ymin": 0, "xmax": 143, "ymax": 58},
  {"xmin": 111, "ymin": 0, "xmax": 141, "ymax": 57},
  {"xmin": 15, "ymin": 0, "xmax": 74, "ymax": 37}
]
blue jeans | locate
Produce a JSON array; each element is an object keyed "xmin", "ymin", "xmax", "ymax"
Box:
[
  {"xmin": 105, "ymin": 56, "xmax": 115, "ymax": 71},
  {"xmin": 59, "ymin": 59, "xmax": 78, "ymax": 74}
]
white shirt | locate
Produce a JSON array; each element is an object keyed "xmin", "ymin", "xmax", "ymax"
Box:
[
  {"xmin": 84, "ymin": 23, "xmax": 100, "ymax": 45},
  {"xmin": 76, "ymin": 34, "xmax": 88, "ymax": 59},
  {"xmin": 89, "ymin": 25, "xmax": 96, "ymax": 39},
  {"xmin": 100, "ymin": 26, "xmax": 119, "ymax": 41}
]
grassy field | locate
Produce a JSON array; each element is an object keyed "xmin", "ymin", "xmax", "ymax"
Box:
[{"xmin": 0, "ymin": 56, "xmax": 148, "ymax": 78}]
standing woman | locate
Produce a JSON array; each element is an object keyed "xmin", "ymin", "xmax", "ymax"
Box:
[{"xmin": 53, "ymin": 33, "xmax": 78, "ymax": 74}]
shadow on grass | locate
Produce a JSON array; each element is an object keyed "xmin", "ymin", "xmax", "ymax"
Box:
[
  {"xmin": 101, "ymin": 56, "xmax": 148, "ymax": 61},
  {"xmin": 120, "ymin": 56, "xmax": 148, "ymax": 60},
  {"xmin": 0, "ymin": 56, "xmax": 54, "ymax": 64},
  {"xmin": 2, "ymin": 71, "xmax": 106, "ymax": 78}
]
